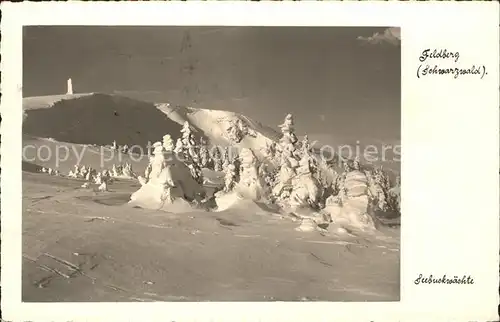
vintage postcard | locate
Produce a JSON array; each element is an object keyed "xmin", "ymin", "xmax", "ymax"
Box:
[{"xmin": 1, "ymin": 1, "xmax": 498, "ymax": 321}]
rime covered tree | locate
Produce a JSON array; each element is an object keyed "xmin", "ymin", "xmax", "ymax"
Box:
[
  {"xmin": 226, "ymin": 119, "xmax": 243, "ymax": 143},
  {"xmin": 162, "ymin": 134, "xmax": 175, "ymax": 152},
  {"xmin": 301, "ymin": 135, "xmax": 311, "ymax": 156},
  {"xmin": 181, "ymin": 121, "xmax": 196, "ymax": 146},
  {"xmin": 271, "ymin": 153, "xmax": 296, "ymax": 200},
  {"xmin": 174, "ymin": 138, "xmax": 184, "ymax": 155},
  {"xmin": 223, "ymin": 164, "xmax": 237, "ymax": 193},
  {"xmin": 258, "ymin": 162, "xmax": 273, "ymax": 188},
  {"xmin": 187, "ymin": 161, "xmax": 204, "ymax": 185},
  {"xmin": 367, "ymin": 171, "xmax": 388, "ymax": 212},
  {"xmin": 289, "ymin": 152, "xmax": 321, "ymax": 209},
  {"xmin": 278, "ymin": 113, "xmax": 298, "ymax": 147},
  {"xmin": 222, "ymin": 147, "xmax": 231, "ymax": 169},
  {"xmin": 180, "ymin": 121, "xmax": 198, "ymax": 163},
  {"xmin": 388, "ymin": 175, "xmax": 401, "ymax": 213},
  {"xmin": 352, "ymin": 156, "xmax": 361, "ymax": 171},
  {"xmin": 234, "ymin": 148, "xmax": 267, "ymax": 201},
  {"xmin": 198, "ymin": 137, "xmax": 211, "ymax": 168}
]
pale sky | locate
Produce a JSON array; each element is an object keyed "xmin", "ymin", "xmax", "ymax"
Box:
[{"xmin": 23, "ymin": 26, "xmax": 400, "ymax": 141}]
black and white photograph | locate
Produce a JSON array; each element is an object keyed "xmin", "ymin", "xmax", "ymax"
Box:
[{"xmin": 21, "ymin": 26, "xmax": 401, "ymax": 302}]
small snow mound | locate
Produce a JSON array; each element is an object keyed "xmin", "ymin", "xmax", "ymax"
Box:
[
  {"xmin": 295, "ymin": 218, "xmax": 317, "ymax": 232},
  {"xmin": 129, "ymin": 186, "xmax": 198, "ymax": 213},
  {"xmin": 214, "ymin": 190, "xmax": 245, "ymax": 212},
  {"xmin": 214, "ymin": 190, "xmax": 278, "ymax": 214}
]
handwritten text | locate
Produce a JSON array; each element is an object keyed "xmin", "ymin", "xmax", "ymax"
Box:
[
  {"xmin": 416, "ymin": 48, "xmax": 488, "ymax": 79},
  {"xmin": 414, "ymin": 273, "xmax": 475, "ymax": 285}
]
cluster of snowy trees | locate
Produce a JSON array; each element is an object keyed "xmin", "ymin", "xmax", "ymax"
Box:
[
  {"xmin": 164, "ymin": 121, "xmax": 241, "ymax": 181},
  {"xmin": 218, "ymin": 113, "xmax": 403, "ymax": 217},
  {"xmin": 39, "ymin": 167, "xmax": 60, "ymax": 176},
  {"xmin": 137, "ymin": 116, "xmax": 401, "ymax": 219},
  {"xmin": 65, "ymin": 163, "xmax": 125, "ymax": 192}
]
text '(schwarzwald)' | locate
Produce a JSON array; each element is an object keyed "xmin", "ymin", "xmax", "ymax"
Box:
[{"xmin": 417, "ymin": 49, "xmax": 488, "ymax": 79}]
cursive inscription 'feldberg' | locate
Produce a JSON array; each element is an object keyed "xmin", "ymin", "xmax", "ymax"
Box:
[
  {"xmin": 419, "ymin": 49, "xmax": 460, "ymax": 63},
  {"xmin": 416, "ymin": 48, "xmax": 487, "ymax": 80}
]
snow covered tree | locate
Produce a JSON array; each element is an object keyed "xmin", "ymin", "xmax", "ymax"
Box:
[
  {"xmin": 278, "ymin": 113, "xmax": 298, "ymax": 146},
  {"xmin": 388, "ymin": 175, "xmax": 401, "ymax": 213},
  {"xmin": 222, "ymin": 147, "xmax": 231, "ymax": 169},
  {"xmin": 381, "ymin": 171, "xmax": 391, "ymax": 192},
  {"xmin": 237, "ymin": 119, "xmax": 247, "ymax": 135},
  {"xmin": 198, "ymin": 137, "xmax": 211, "ymax": 168},
  {"xmin": 174, "ymin": 138, "xmax": 184, "ymax": 155},
  {"xmin": 162, "ymin": 134, "xmax": 175, "ymax": 152},
  {"xmin": 232, "ymin": 154, "xmax": 241, "ymax": 182},
  {"xmin": 223, "ymin": 164, "xmax": 237, "ymax": 192},
  {"xmin": 367, "ymin": 171, "xmax": 388, "ymax": 212},
  {"xmin": 122, "ymin": 162, "xmax": 135, "ymax": 178},
  {"xmin": 342, "ymin": 159, "xmax": 351, "ymax": 173},
  {"xmin": 258, "ymin": 162, "xmax": 271, "ymax": 187},
  {"xmin": 352, "ymin": 156, "xmax": 361, "ymax": 171},
  {"xmin": 289, "ymin": 153, "xmax": 321, "ymax": 209},
  {"xmin": 179, "ymin": 121, "xmax": 198, "ymax": 164},
  {"xmin": 181, "ymin": 121, "xmax": 196, "ymax": 147},
  {"xmin": 226, "ymin": 119, "xmax": 244, "ymax": 143},
  {"xmin": 234, "ymin": 148, "xmax": 267, "ymax": 201},
  {"xmin": 301, "ymin": 135, "xmax": 311, "ymax": 156},
  {"xmin": 337, "ymin": 184, "xmax": 347, "ymax": 207},
  {"xmin": 212, "ymin": 147, "xmax": 223, "ymax": 172},
  {"xmin": 269, "ymin": 141, "xmax": 277, "ymax": 159},
  {"xmin": 144, "ymin": 161, "xmax": 152, "ymax": 180},
  {"xmin": 271, "ymin": 153, "xmax": 296, "ymax": 200},
  {"xmin": 187, "ymin": 161, "xmax": 204, "ymax": 185}
]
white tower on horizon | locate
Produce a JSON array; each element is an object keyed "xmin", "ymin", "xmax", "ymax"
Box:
[{"xmin": 67, "ymin": 78, "xmax": 73, "ymax": 95}]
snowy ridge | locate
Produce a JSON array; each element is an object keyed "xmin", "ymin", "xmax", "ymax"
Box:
[
  {"xmin": 155, "ymin": 103, "xmax": 280, "ymax": 159},
  {"xmin": 23, "ymin": 93, "xmax": 95, "ymax": 110}
]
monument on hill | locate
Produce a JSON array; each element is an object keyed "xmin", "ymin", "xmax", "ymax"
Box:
[{"xmin": 66, "ymin": 78, "xmax": 73, "ymax": 95}]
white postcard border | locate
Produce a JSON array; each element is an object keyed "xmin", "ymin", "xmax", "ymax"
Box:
[{"xmin": 1, "ymin": 2, "xmax": 499, "ymax": 321}]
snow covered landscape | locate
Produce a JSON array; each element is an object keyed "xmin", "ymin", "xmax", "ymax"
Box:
[{"xmin": 20, "ymin": 26, "xmax": 401, "ymax": 302}]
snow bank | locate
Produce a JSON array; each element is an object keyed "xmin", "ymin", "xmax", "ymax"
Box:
[
  {"xmin": 213, "ymin": 191, "xmax": 244, "ymax": 212},
  {"xmin": 129, "ymin": 183, "xmax": 196, "ymax": 213},
  {"xmin": 214, "ymin": 190, "xmax": 278, "ymax": 215}
]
